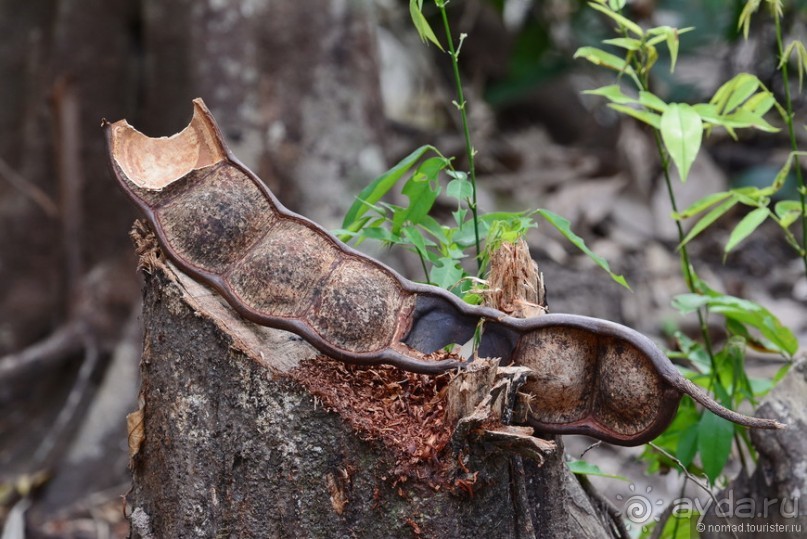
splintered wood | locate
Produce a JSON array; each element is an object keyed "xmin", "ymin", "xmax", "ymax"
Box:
[{"xmin": 293, "ymin": 356, "xmax": 454, "ymax": 473}]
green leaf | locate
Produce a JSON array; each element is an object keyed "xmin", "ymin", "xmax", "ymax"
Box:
[
  {"xmin": 724, "ymin": 75, "xmax": 760, "ymax": 114},
  {"xmin": 446, "ymin": 177, "xmax": 473, "ymax": 201},
  {"xmin": 724, "ymin": 207, "xmax": 769, "ymax": 256},
  {"xmin": 452, "ymin": 208, "xmax": 467, "ymax": 227},
  {"xmin": 638, "ymin": 91, "xmax": 668, "ymax": 113},
  {"xmin": 742, "ymin": 92, "xmax": 776, "ymax": 117},
  {"xmin": 573, "ymin": 47, "xmax": 640, "ymax": 86},
  {"xmin": 657, "ymin": 507, "xmax": 701, "ymax": 539},
  {"xmin": 418, "ymin": 215, "xmax": 449, "ymax": 245},
  {"xmin": 771, "ymin": 153, "xmax": 795, "ymax": 192},
  {"xmin": 697, "ymin": 411, "xmax": 734, "ymax": 484},
  {"xmin": 645, "ymin": 26, "xmax": 693, "ymax": 73},
  {"xmin": 738, "ymin": 0, "xmax": 761, "ymax": 39},
  {"xmin": 780, "ymin": 40, "xmax": 807, "ymax": 92},
  {"xmin": 567, "ymin": 459, "xmax": 626, "ymax": 480},
  {"xmin": 693, "ymin": 103, "xmax": 724, "ymax": 127},
  {"xmin": 341, "ymin": 145, "xmax": 434, "ymax": 235},
  {"xmin": 711, "ymin": 74, "xmax": 763, "ymax": 115},
  {"xmin": 775, "ymin": 200, "xmax": 803, "ymax": 228},
  {"xmin": 678, "ymin": 198, "xmax": 738, "ymax": 248},
  {"xmin": 537, "ymin": 209, "xmax": 630, "ymax": 289},
  {"xmin": 360, "ymin": 226, "xmax": 402, "ymax": 245},
  {"xmin": 660, "ymin": 103, "xmax": 703, "ymax": 183},
  {"xmin": 724, "ymin": 110, "xmax": 779, "ymax": 133},
  {"xmin": 607, "ymin": 104, "xmax": 661, "ymax": 129},
  {"xmin": 677, "ymin": 288, "xmax": 798, "ymax": 357},
  {"xmin": 601, "ymin": 37, "xmax": 642, "ymax": 51},
  {"xmin": 413, "ymin": 156, "xmax": 450, "ymax": 182},
  {"xmin": 676, "ymin": 422, "xmax": 699, "ymax": 467},
  {"xmin": 396, "ymin": 171, "xmax": 441, "ymax": 233},
  {"xmin": 453, "ymin": 217, "xmax": 479, "ymax": 247},
  {"xmin": 674, "ymin": 330, "xmax": 712, "ymax": 372},
  {"xmin": 429, "ymin": 257, "xmax": 464, "ymax": 290},
  {"xmin": 402, "ymin": 225, "xmax": 431, "ymax": 255},
  {"xmin": 587, "ymin": 1, "xmax": 643, "ymax": 36},
  {"xmin": 713, "ymin": 303, "xmax": 798, "ymax": 357},
  {"xmin": 666, "ymin": 27, "xmax": 683, "ymax": 73},
  {"xmin": 409, "ymin": 0, "xmax": 444, "ymax": 51},
  {"xmin": 582, "ymin": 84, "xmax": 638, "ymax": 105},
  {"xmin": 671, "ymin": 293, "xmax": 710, "ymax": 313},
  {"xmin": 673, "ymin": 191, "xmax": 732, "ymax": 220}
]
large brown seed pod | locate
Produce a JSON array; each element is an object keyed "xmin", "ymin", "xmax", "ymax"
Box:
[{"xmin": 104, "ymin": 99, "xmax": 783, "ymax": 446}]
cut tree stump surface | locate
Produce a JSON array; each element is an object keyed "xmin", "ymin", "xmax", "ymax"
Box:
[{"xmin": 127, "ymin": 228, "xmax": 618, "ymax": 538}]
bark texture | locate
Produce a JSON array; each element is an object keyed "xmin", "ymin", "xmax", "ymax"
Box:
[
  {"xmin": 141, "ymin": 0, "xmax": 387, "ymax": 227},
  {"xmin": 128, "ymin": 235, "xmax": 619, "ymax": 538}
]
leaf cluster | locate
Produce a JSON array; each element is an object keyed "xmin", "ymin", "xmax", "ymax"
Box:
[{"xmin": 574, "ymin": 0, "xmax": 803, "ymax": 492}]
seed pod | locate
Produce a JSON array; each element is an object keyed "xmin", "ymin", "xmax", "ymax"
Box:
[{"xmin": 104, "ymin": 99, "xmax": 783, "ymax": 446}]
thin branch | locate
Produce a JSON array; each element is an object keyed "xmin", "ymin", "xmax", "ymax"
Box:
[
  {"xmin": 0, "ymin": 320, "xmax": 84, "ymax": 380},
  {"xmin": 579, "ymin": 440, "xmax": 602, "ymax": 459},
  {"xmin": 436, "ymin": 2, "xmax": 481, "ymax": 272},
  {"xmin": 33, "ymin": 331, "xmax": 101, "ymax": 468},
  {"xmin": 648, "ymin": 442, "xmax": 740, "ymax": 539},
  {"xmin": 0, "ymin": 157, "xmax": 59, "ymax": 217},
  {"xmin": 773, "ymin": 13, "xmax": 807, "ymax": 278}
]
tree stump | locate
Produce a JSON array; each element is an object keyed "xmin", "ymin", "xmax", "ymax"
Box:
[{"xmin": 126, "ymin": 227, "xmax": 620, "ymax": 538}]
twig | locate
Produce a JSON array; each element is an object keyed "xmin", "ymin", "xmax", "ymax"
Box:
[
  {"xmin": 33, "ymin": 331, "xmax": 101, "ymax": 468},
  {"xmin": 436, "ymin": 1, "xmax": 481, "ymax": 272},
  {"xmin": 579, "ymin": 440, "xmax": 602, "ymax": 459},
  {"xmin": 647, "ymin": 442, "xmax": 740, "ymax": 539},
  {"xmin": 0, "ymin": 157, "xmax": 59, "ymax": 217},
  {"xmin": 0, "ymin": 320, "xmax": 84, "ymax": 380}
]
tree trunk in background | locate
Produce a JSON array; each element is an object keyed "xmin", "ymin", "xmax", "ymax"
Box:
[
  {"xmin": 141, "ymin": 0, "xmax": 387, "ymax": 227},
  {"xmin": 0, "ymin": 0, "xmax": 387, "ymax": 529},
  {"xmin": 128, "ymin": 234, "xmax": 619, "ymax": 539},
  {"xmin": 0, "ymin": 0, "xmax": 386, "ymax": 353},
  {"xmin": 0, "ymin": 0, "xmax": 142, "ymax": 508}
]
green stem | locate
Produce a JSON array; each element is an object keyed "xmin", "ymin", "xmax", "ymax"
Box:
[
  {"xmin": 636, "ymin": 65, "xmax": 715, "ymax": 363},
  {"xmin": 437, "ymin": 1, "xmax": 481, "ymax": 274},
  {"xmin": 417, "ymin": 249, "xmax": 432, "ymax": 285},
  {"xmin": 651, "ymin": 130, "xmax": 716, "ymax": 363},
  {"xmin": 773, "ymin": 14, "xmax": 807, "ymax": 278}
]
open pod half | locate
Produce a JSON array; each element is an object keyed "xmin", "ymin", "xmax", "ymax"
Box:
[{"xmin": 104, "ymin": 99, "xmax": 783, "ymax": 446}]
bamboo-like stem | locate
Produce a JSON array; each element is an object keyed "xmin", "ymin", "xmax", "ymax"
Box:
[{"xmin": 437, "ymin": 1, "xmax": 481, "ymax": 273}]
